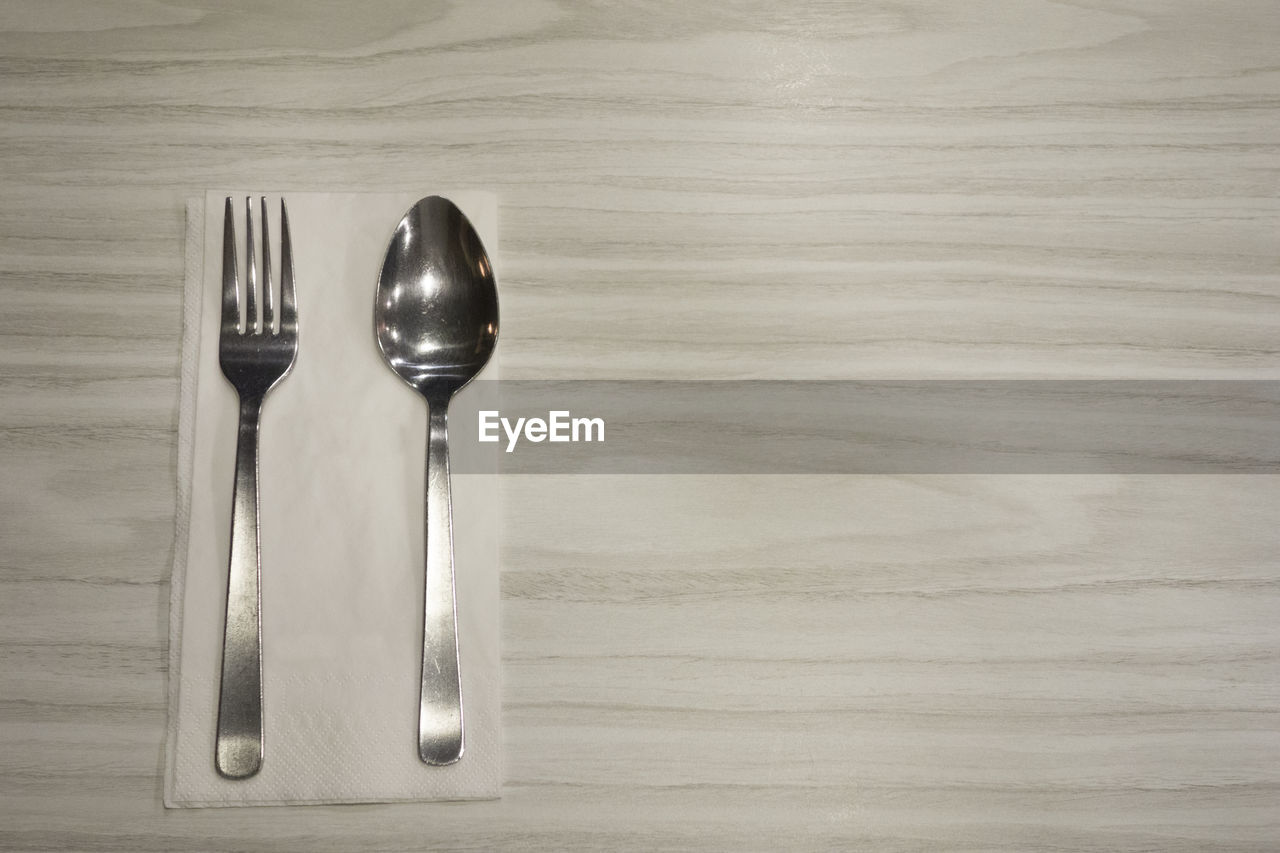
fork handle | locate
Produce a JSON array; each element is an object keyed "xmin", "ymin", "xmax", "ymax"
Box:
[
  {"xmin": 420, "ymin": 399, "xmax": 464, "ymax": 765},
  {"xmin": 216, "ymin": 395, "xmax": 265, "ymax": 779}
]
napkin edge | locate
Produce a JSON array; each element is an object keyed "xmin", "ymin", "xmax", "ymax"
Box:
[
  {"xmin": 164, "ymin": 198, "xmax": 205, "ymax": 808},
  {"xmin": 164, "ymin": 788, "xmax": 501, "ymax": 809}
]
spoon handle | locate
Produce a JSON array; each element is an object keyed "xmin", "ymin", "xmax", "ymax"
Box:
[{"xmin": 420, "ymin": 400, "xmax": 464, "ymax": 765}]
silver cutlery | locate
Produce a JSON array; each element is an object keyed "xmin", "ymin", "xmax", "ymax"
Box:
[
  {"xmin": 374, "ymin": 197, "xmax": 498, "ymax": 765},
  {"xmin": 215, "ymin": 196, "xmax": 299, "ymax": 779}
]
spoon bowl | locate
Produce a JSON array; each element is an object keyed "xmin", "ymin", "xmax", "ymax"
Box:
[
  {"xmin": 376, "ymin": 197, "xmax": 498, "ymax": 393},
  {"xmin": 374, "ymin": 196, "xmax": 498, "ymax": 765}
]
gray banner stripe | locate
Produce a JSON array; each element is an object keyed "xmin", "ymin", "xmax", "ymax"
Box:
[{"xmin": 442, "ymin": 381, "xmax": 1280, "ymax": 474}]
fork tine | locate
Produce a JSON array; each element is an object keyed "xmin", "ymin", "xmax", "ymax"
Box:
[
  {"xmin": 279, "ymin": 199, "xmax": 297, "ymax": 332},
  {"xmin": 260, "ymin": 197, "xmax": 274, "ymax": 334},
  {"xmin": 222, "ymin": 197, "xmax": 240, "ymax": 333},
  {"xmin": 244, "ymin": 197, "xmax": 258, "ymax": 334}
]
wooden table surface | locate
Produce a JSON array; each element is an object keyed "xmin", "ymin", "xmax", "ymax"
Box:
[{"xmin": 2, "ymin": 2, "xmax": 1278, "ymax": 850}]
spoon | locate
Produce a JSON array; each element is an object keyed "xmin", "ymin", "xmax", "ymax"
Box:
[{"xmin": 374, "ymin": 196, "xmax": 498, "ymax": 765}]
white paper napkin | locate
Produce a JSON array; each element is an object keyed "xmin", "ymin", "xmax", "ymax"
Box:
[{"xmin": 165, "ymin": 192, "xmax": 501, "ymax": 807}]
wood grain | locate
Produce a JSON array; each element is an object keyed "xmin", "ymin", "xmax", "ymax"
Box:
[{"xmin": 1, "ymin": 1, "xmax": 1277, "ymax": 849}]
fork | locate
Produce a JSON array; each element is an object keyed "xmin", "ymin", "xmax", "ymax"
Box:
[{"xmin": 215, "ymin": 196, "xmax": 298, "ymax": 779}]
